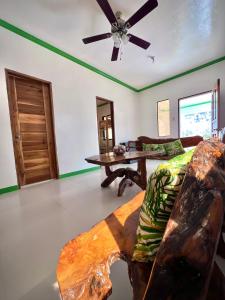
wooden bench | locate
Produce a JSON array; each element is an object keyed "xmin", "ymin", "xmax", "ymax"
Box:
[
  {"xmin": 57, "ymin": 139, "xmax": 225, "ymax": 300},
  {"xmin": 133, "ymin": 135, "xmax": 204, "ymax": 160}
]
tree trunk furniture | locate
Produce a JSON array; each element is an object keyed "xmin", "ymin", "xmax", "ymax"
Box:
[
  {"xmin": 58, "ymin": 140, "xmax": 225, "ymax": 300},
  {"xmin": 86, "ymin": 151, "xmax": 151, "ymax": 196},
  {"xmin": 143, "ymin": 139, "xmax": 225, "ymax": 300},
  {"xmin": 57, "ymin": 191, "xmax": 146, "ymax": 300}
]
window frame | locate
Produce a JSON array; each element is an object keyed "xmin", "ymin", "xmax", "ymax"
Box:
[
  {"xmin": 157, "ymin": 99, "xmax": 171, "ymax": 137},
  {"xmin": 178, "ymin": 90, "xmax": 212, "ymax": 138}
]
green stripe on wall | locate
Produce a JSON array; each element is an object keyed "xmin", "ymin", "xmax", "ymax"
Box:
[
  {"xmin": 0, "ymin": 185, "xmax": 19, "ymax": 195},
  {"xmin": 0, "ymin": 18, "xmax": 225, "ymax": 93},
  {"xmin": 138, "ymin": 56, "xmax": 225, "ymax": 92},
  {"xmin": 59, "ymin": 166, "xmax": 100, "ymax": 179},
  {"xmin": 0, "ymin": 18, "xmax": 138, "ymax": 92}
]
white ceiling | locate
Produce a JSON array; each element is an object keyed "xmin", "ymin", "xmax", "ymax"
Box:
[{"xmin": 1, "ymin": 0, "xmax": 225, "ymax": 88}]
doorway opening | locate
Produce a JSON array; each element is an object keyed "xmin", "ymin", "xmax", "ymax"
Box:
[
  {"xmin": 179, "ymin": 91, "xmax": 212, "ymax": 139},
  {"xmin": 96, "ymin": 97, "xmax": 115, "ymax": 154},
  {"xmin": 6, "ymin": 69, "xmax": 58, "ymax": 187}
]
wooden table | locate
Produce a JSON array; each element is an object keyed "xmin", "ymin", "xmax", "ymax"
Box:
[{"xmin": 85, "ymin": 151, "xmax": 156, "ymax": 196}]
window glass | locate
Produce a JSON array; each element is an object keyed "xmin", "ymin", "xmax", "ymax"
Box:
[{"xmin": 179, "ymin": 92, "xmax": 212, "ymax": 139}]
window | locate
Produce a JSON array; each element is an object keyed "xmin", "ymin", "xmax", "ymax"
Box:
[
  {"xmin": 157, "ymin": 100, "xmax": 170, "ymax": 136},
  {"xmin": 179, "ymin": 92, "xmax": 212, "ymax": 139}
]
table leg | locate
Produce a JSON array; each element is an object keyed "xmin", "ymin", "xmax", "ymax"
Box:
[
  {"xmin": 101, "ymin": 158, "xmax": 147, "ymax": 196},
  {"xmin": 117, "ymin": 159, "xmax": 147, "ymax": 196},
  {"xmin": 137, "ymin": 158, "xmax": 147, "ymax": 190},
  {"xmin": 118, "ymin": 178, "xmax": 133, "ymax": 197},
  {"xmin": 101, "ymin": 166, "xmax": 126, "ymax": 188}
]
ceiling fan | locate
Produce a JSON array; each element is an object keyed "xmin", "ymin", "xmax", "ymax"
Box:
[{"xmin": 82, "ymin": 0, "xmax": 158, "ymax": 61}]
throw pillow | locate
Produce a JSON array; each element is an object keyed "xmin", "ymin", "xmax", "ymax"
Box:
[
  {"xmin": 142, "ymin": 143, "xmax": 167, "ymax": 156},
  {"xmin": 163, "ymin": 139, "xmax": 185, "ymax": 156},
  {"xmin": 132, "ymin": 149, "xmax": 194, "ymax": 262}
]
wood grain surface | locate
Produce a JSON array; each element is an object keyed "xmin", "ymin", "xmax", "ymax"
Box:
[
  {"xmin": 57, "ymin": 191, "xmax": 145, "ymax": 300},
  {"xmin": 6, "ymin": 70, "xmax": 58, "ymax": 186},
  {"xmin": 144, "ymin": 139, "xmax": 225, "ymax": 300}
]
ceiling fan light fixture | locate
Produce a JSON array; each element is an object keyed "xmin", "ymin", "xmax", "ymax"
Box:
[
  {"xmin": 114, "ymin": 41, "xmax": 121, "ymax": 49},
  {"xmin": 122, "ymin": 34, "xmax": 130, "ymax": 45},
  {"xmin": 112, "ymin": 32, "xmax": 120, "ymax": 42}
]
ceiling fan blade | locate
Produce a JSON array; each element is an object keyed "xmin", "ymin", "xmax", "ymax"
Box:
[
  {"xmin": 128, "ymin": 34, "xmax": 151, "ymax": 49},
  {"xmin": 111, "ymin": 46, "xmax": 119, "ymax": 61},
  {"xmin": 96, "ymin": 0, "xmax": 117, "ymax": 25},
  {"xmin": 125, "ymin": 0, "xmax": 158, "ymax": 29},
  {"xmin": 83, "ymin": 33, "xmax": 112, "ymax": 44}
]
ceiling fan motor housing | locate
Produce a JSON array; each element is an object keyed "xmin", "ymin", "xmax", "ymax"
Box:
[{"xmin": 111, "ymin": 11, "xmax": 129, "ymax": 47}]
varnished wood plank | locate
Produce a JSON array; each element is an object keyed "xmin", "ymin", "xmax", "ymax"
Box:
[
  {"xmin": 25, "ymin": 173, "xmax": 51, "ymax": 184},
  {"xmin": 7, "ymin": 76, "xmax": 26, "ymax": 186},
  {"xmin": 21, "ymin": 132, "xmax": 47, "ymax": 143},
  {"xmin": 15, "ymin": 77, "xmax": 42, "ymax": 89},
  {"xmin": 25, "ymin": 166, "xmax": 51, "ymax": 178},
  {"xmin": 18, "ymin": 103, "xmax": 45, "ymax": 115},
  {"xmin": 24, "ymin": 158, "xmax": 49, "ymax": 168},
  {"xmin": 17, "ymin": 97, "xmax": 44, "ymax": 107},
  {"xmin": 85, "ymin": 151, "xmax": 161, "ymax": 166},
  {"xmin": 16, "ymin": 81, "xmax": 43, "ymax": 96},
  {"xmin": 22, "ymin": 143, "xmax": 48, "ymax": 151},
  {"xmin": 42, "ymin": 83, "xmax": 58, "ymax": 179},
  {"xmin": 23, "ymin": 150, "xmax": 49, "ymax": 160},
  {"xmin": 20, "ymin": 122, "xmax": 46, "ymax": 132},
  {"xmin": 19, "ymin": 113, "xmax": 45, "ymax": 124}
]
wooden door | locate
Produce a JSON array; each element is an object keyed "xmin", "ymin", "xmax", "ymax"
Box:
[
  {"xmin": 212, "ymin": 79, "xmax": 221, "ymax": 136},
  {"xmin": 6, "ymin": 70, "xmax": 58, "ymax": 186}
]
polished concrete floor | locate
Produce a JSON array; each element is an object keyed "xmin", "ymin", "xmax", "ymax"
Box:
[
  {"xmin": 0, "ymin": 162, "xmax": 160, "ymax": 300},
  {"xmin": 0, "ymin": 161, "xmax": 224, "ymax": 300}
]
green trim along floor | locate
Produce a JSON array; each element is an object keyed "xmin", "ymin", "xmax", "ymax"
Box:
[
  {"xmin": 0, "ymin": 167, "xmax": 101, "ymax": 195},
  {"xmin": 59, "ymin": 166, "xmax": 100, "ymax": 179},
  {"xmin": 0, "ymin": 18, "xmax": 225, "ymax": 93},
  {"xmin": 0, "ymin": 185, "xmax": 19, "ymax": 195}
]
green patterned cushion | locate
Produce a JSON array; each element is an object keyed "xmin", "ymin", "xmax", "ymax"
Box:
[
  {"xmin": 163, "ymin": 139, "xmax": 185, "ymax": 156},
  {"xmin": 132, "ymin": 149, "xmax": 194, "ymax": 262},
  {"xmin": 142, "ymin": 143, "xmax": 167, "ymax": 156}
]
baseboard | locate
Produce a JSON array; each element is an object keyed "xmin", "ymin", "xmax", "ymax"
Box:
[
  {"xmin": 59, "ymin": 166, "xmax": 101, "ymax": 179},
  {"xmin": 0, "ymin": 167, "xmax": 101, "ymax": 196},
  {"xmin": 0, "ymin": 185, "xmax": 19, "ymax": 195}
]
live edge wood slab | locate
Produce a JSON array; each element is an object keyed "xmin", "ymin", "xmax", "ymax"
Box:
[
  {"xmin": 57, "ymin": 140, "xmax": 225, "ymax": 300},
  {"xmin": 57, "ymin": 191, "xmax": 145, "ymax": 300}
]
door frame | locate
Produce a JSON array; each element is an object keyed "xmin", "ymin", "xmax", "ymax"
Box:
[
  {"xmin": 96, "ymin": 96, "xmax": 116, "ymax": 153},
  {"xmin": 178, "ymin": 90, "xmax": 212, "ymax": 138},
  {"xmin": 5, "ymin": 69, "xmax": 59, "ymax": 187}
]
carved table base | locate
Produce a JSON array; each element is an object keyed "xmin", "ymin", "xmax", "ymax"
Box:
[{"xmin": 101, "ymin": 159, "xmax": 147, "ymax": 196}]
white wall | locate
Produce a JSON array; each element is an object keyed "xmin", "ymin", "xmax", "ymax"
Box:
[
  {"xmin": 0, "ymin": 28, "xmax": 140, "ymax": 189},
  {"xmin": 139, "ymin": 61, "xmax": 225, "ymax": 138}
]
